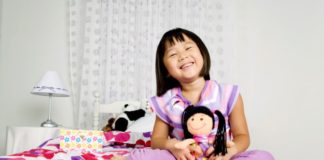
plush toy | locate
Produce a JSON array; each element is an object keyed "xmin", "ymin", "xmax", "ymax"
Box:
[
  {"xmin": 102, "ymin": 104, "xmax": 146, "ymax": 132},
  {"xmin": 102, "ymin": 117, "xmax": 116, "ymax": 132},
  {"xmin": 175, "ymin": 105, "xmax": 227, "ymax": 159}
]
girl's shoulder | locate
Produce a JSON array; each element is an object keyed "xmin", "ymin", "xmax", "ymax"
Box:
[
  {"xmin": 148, "ymin": 87, "xmax": 180, "ymax": 112},
  {"xmin": 204, "ymin": 80, "xmax": 239, "ymax": 95},
  {"xmin": 148, "ymin": 87, "xmax": 183, "ymax": 126},
  {"xmin": 202, "ymin": 80, "xmax": 240, "ymax": 115}
]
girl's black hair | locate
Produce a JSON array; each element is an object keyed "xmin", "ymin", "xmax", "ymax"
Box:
[
  {"xmin": 182, "ymin": 105, "xmax": 227, "ymax": 156},
  {"xmin": 155, "ymin": 28, "xmax": 211, "ymax": 96}
]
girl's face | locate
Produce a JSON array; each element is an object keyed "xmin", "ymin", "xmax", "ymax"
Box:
[
  {"xmin": 163, "ymin": 35, "xmax": 204, "ymax": 83},
  {"xmin": 187, "ymin": 113, "xmax": 213, "ymax": 135}
]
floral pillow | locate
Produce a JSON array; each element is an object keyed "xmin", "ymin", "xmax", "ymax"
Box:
[{"xmin": 103, "ymin": 131, "xmax": 151, "ymax": 148}]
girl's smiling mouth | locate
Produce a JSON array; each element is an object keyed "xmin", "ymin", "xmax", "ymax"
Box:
[{"xmin": 179, "ymin": 62, "xmax": 194, "ymax": 69}]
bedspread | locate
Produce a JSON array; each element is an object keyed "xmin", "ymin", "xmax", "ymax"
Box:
[{"xmin": 0, "ymin": 131, "xmax": 152, "ymax": 160}]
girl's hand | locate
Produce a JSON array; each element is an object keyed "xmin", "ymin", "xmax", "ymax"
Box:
[
  {"xmin": 175, "ymin": 139, "xmax": 196, "ymax": 149},
  {"xmin": 188, "ymin": 143, "xmax": 203, "ymax": 159},
  {"xmin": 170, "ymin": 143, "xmax": 194, "ymax": 160},
  {"xmin": 170, "ymin": 139, "xmax": 202, "ymax": 160},
  {"xmin": 206, "ymin": 141, "xmax": 238, "ymax": 160}
]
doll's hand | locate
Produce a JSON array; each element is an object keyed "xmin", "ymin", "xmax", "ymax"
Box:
[{"xmin": 206, "ymin": 141, "xmax": 237, "ymax": 160}]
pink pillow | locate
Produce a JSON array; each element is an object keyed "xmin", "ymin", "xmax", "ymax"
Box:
[{"xmin": 104, "ymin": 131, "xmax": 151, "ymax": 148}]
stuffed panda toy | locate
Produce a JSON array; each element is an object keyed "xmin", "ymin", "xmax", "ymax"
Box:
[{"xmin": 111, "ymin": 104, "xmax": 146, "ymax": 131}]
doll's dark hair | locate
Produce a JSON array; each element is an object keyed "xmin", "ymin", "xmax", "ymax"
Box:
[
  {"xmin": 155, "ymin": 28, "xmax": 211, "ymax": 96},
  {"xmin": 182, "ymin": 105, "xmax": 227, "ymax": 156},
  {"xmin": 213, "ymin": 109, "xmax": 228, "ymax": 156}
]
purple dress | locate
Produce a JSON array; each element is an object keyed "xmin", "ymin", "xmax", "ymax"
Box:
[{"xmin": 128, "ymin": 81, "xmax": 274, "ymax": 160}]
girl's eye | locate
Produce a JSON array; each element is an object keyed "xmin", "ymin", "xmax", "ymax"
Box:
[
  {"xmin": 191, "ymin": 118, "xmax": 195, "ymax": 121},
  {"xmin": 185, "ymin": 47, "xmax": 192, "ymax": 50},
  {"xmin": 169, "ymin": 53, "xmax": 176, "ymax": 57},
  {"xmin": 200, "ymin": 118, "xmax": 203, "ymax": 121},
  {"xmin": 167, "ymin": 51, "xmax": 177, "ymax": 57}
]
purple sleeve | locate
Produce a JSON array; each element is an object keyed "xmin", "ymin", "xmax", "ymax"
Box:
[
  {"xmin": 149, "ymin": 96, "xmax": 172, "ymax": 125},
  {"xmin": 226, "ymin": 85, "xmax": 240, "ymax": 116}
]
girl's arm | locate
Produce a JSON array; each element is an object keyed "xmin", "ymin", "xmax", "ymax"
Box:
[
  {"xmin": 151, "ymin": 115, "xmax": 176, "ymax": 149},
  {"xmin": 229, "ymin": 94, "xmax": 250, "ymax": 153}
]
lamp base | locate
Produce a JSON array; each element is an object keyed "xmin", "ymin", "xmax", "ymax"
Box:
[{"xmin": 41, "ymin": 119, "xmax": 58, "ymax": 127}]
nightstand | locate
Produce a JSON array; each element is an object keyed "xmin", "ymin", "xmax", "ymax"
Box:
[{"xmin": 6, "ymin": 126, "xmax": 61, "ymax": 155}]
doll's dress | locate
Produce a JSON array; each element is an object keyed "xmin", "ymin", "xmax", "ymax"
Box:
[{"xmin": 193, "ymin": 129, "xmax": 217, "ymax": 160}]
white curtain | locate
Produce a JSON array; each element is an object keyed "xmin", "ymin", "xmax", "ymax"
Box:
[{"xmin": 68, "ymin": 0, "xmax": 235, "ymax": 129}]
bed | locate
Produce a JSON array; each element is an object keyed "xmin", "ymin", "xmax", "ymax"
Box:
[{"xmin": 1, "ymin": 95, "xmax": 156, "ymax": 159}]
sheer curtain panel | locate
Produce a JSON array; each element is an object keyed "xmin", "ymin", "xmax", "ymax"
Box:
[{"xmin": 68, "ymin": 0, "xmax": 235, "ymax": 129}]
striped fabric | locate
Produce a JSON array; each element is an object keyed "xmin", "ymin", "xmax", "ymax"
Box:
[{"xmin": 149, "ymin": 80, "xmax": 239, "ymax": 140}]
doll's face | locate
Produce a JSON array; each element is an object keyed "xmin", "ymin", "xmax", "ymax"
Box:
[{"xmin": 187, "ymin": 113, "xmax": 213, "ymax": 135}]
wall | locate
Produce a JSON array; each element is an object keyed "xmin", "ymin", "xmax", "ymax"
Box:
[
  {"xmin": 0, "ymin": 0, "xmax": 73, "ymax": 155},
  {"xmin": 1, "ymin": 0, "xmax": 324, "ymax": 159},
  {"xmin": 232, "ymin": 0, "xmax": 324, "ymax": 159}
]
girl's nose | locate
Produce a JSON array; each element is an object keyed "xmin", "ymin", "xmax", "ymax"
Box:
[{"xmin": 178, "ymin": 52, "xmax": 189, "ymax": 61}]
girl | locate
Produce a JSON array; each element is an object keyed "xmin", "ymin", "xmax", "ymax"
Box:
[{"xmin": 128, "ymin": 28, "xmax": 274, "ymax": 160}]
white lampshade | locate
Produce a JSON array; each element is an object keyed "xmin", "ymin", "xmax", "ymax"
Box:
[
  {"xmin": 31, "ymin": 71, "xmax": 70, "ymax": 127},
  {"xmin": 31, "ymin": 71, "xmax": 69, "ymax": 97}
]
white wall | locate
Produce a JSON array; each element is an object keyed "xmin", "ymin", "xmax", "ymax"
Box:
[
  {"xmin": 1, "ymin": 0, "xmax": 324, "ymax": 159},
  {"xmin": 0, "ymin": 0, "xmax": 73, "ymax": 155},
  {"xmin": 232, "ymin": 0, "xmax": 324, "ymax": 159}
]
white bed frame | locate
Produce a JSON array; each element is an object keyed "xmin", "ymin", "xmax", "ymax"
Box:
[{"xmin": 93, "ymin": 92, "xmax": 147, "ymax": 130}]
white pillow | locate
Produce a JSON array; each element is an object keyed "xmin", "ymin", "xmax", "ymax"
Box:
[{"xmin": 126, "ymin": 113, "xmax": 156, "ymax": 132}]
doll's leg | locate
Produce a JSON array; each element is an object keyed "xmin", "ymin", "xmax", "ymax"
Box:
[
  {"xmin": 127, "ymin": 148, "xmax": 176, "ymax": 160},
  {"xmin": 231, "ymin": 150, "xmax": 274, "ymax": 160}
]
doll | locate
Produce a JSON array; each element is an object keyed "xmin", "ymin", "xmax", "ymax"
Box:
[{"xmin": 175, "ymin": 105, "xmax": 227, "ymax": 159}]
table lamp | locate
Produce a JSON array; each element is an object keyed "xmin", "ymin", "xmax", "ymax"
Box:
[{"xmin": 31, "ymin": 71, "xmax": 70, "ymax": 127}]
